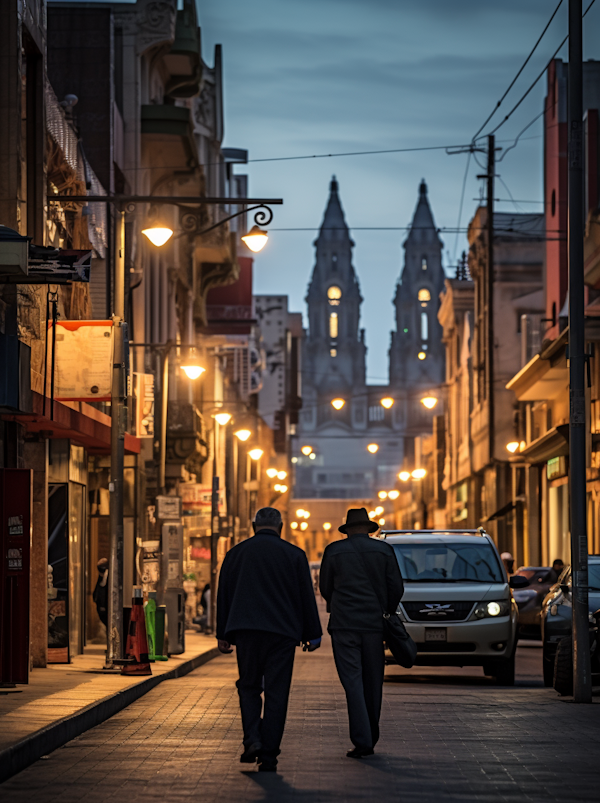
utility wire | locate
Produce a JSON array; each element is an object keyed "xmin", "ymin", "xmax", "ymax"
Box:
[
  {"xmin": 453, "ymin": 152, "xmax": 471, "ymax": 263},
  {"xmin": 478, "ymin": 0, "xmax": 597, "ymax": 140},
  {"xmin": 472, "ymin": 0, "xmax": 564, "ymax": 141}
]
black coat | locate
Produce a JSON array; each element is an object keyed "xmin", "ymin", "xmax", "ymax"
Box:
[
  {"xmin": 217, "ymin": 529, "xmax": 323, "ymax": 644},
  {"xmin": 319, "ymin": 533, "xmax": 404, "ymax": 632}
]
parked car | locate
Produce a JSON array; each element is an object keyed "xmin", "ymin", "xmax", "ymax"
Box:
[
  {"xmin": 511, "ymin": 566, "xmax": 558, "ymax": 640},
  {"xmin": 381, "ymin": 529, "xmax": 527, "ymax": 685},
  {"xmin": 540, "ymin": 555, "xmax": 600, "ymax": 687}
]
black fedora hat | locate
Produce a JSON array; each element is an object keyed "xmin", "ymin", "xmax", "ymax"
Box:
[{"xmin": 339, "ymin": 507, "xmax": 379, "ymax": 535}]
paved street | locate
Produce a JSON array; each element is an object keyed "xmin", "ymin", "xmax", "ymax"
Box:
[{"xmin": 1, "ymin": 621, "xmax": 599, "ymax": 803}]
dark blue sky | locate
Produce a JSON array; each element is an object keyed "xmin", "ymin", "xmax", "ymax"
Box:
[{"xmin": 202, "ymin": 0, "xmax": 600, "ymax": 381}]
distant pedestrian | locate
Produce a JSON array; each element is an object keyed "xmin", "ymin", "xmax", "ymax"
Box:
[
  {"xmin": 217, "ymin": 507, "xmax": 322, "ymax": 772},
  {"xmin": 501, "ymin": 552, "xmax": 515, "ymax": 577},
  {"xmin": 93, "ymin": 558, "xmax": 109, "ymax": 626},
  {"xmin": 320, "ymin": 508, "xmax": 404, "ymax": 759},
  {"xmin": 549, "ymin": 558, "xmax": 565, "ymax": 584},
  {"xmin": 193, "ymin": 583, "xmax": 211, "ymax": 632}
]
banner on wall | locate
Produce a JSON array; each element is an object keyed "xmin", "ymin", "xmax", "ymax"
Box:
[{"xmin": 48, "ymin": 320, "xmax": 114, "ymax": 402}]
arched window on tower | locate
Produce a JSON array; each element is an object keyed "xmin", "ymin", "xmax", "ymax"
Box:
[
  {"xmin": 421, "ymin": 311, "xmax": 428, "ymax": 342},
  {"xmin": 327, "ymin": 286, "xmax": 342, "ymax": 306},
  {"xmin": 329, "ymin": 312, "xmax": 338, "ymax": 338},
  {"xmin": 421, "ymin": 257, "xmax": 428, "ymax": 271}
]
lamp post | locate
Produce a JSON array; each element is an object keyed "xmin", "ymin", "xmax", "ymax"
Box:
[{"xmin": 47, "ymin": 191, "xmax": 282, "ymax": 668}]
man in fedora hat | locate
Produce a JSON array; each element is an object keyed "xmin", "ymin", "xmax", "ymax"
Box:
[{"xmin": 320, "ymin": 508, "xmax": 404, "ymax": 758}]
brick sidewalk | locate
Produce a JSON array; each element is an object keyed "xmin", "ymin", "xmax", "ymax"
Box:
[{"xmin": 1, "ymin": 629, "xmax": 599, "ymax": 802}]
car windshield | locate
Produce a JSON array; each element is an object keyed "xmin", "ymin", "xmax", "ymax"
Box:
[{"xmin": 392, "ymin": 542, "xmax": 504, "ymax": 583}]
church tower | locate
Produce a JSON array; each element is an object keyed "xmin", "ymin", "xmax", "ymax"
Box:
[
  {"xmin": 389, "ymin": 179, "xmax": 445, "ymax": 393},
  {"xmin": 304, "ymin": 176, "xmax": 366, "ymax": 393}
]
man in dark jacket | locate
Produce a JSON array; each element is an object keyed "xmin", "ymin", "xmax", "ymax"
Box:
[
  {"xmin": 320, "ymin": 508, "xmax": 404, "ymax": 758},
  {"xmin": 217, "ymin": 507, "xmax": 322, "ymax": 772}
]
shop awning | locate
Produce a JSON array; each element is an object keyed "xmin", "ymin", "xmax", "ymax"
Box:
[
  {"xmin": 2, "ymin": 391, "xmax": 140, "ymax": 455},
  {"xmin": 519, "ymin": 424, "xmax": 569, "ymax": 464}
]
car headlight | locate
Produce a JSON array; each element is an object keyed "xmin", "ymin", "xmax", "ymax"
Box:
[{"xmin": 472, "ymin": 600, "xmax": 511, "ymax": 620}]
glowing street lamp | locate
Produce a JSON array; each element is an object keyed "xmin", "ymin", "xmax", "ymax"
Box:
[
  {"xmin": 375, "ymin": 506, "xmax": 384, "ymax": 516},
  {"xmin": 142, "ymin": 224, "xmax": 174, "ymax": 247},
  {"xmin": 277, "ymin": 470, "xmax": 287, "ymax": 480},
  {"xmin": 274, "ymin": 484, "xmax": 281, "ymax": 492},
  {"xmin": 248, "ymin": 448, "xmax": 264, "ymax": 461},
  {"xmin": 380, "ymin": 397, "xmax": 394, "ymax": 409},
  {"xmin": 309, "ymin": 453, "xmax": 316, "ymax": 460},
  {"xmin": 235, "ymin": 429, "xmax": 252, "ymax": 442},
  {"xmin": 398, "ymin": 471, "xmax": 411, "ymax": 482},
  {"xmin": 241, "ymin": 225, "xmax": 269, "ymax": 253},
  {"xmin": 418, "ymin": 351, "xmax": 427, "ymax": 361},
  {"xmin": 378, "ymin": 491, "xmax": 388, "ymax": 500},
  {"xmin": 290, "ymin": 521, "xmax": 299, "ymax": 529},
  {"xmin": 367, "ymin": 443, "xmax": 379, "ymax": 454},
  {"xmin": 411, "ymin": 468, "xmax": 427, "ymax": 479},
  {"xmin": 301, "ymin": 445, "xmax": 313, "ymax": 456},
  {"xmin": 213, "ymin": 412, "xmax": 232, "ymax": 426},
  {"xmin": 300, "ymin": 521, "xmax": 308, "ymax": 531},
  {"xmin": 368, "ymin": 510, "xmax": 377, "ymax": 518},
  {"xmin": 420, "ymin": 396, "xmax": 438, "ymax": 410},
  {"xmin": 180, "ymin": 350, "xmax": 206, "ymax": 380},
  {"xmin": 266, "ymin": 468, "xmax": 278, "ymax": 478},
  {"xmin": 323, "ymin": 522, "xmax": 332, "ymax": 531},
  {"xmin": 506, "ymin": 441, "xmax": 520, "ymax": 454},
  {"xmin": 296, "ymin": 509, "xmax": 306, "ymax": 518},
  {"xmin": 279, "ymin": 484, "xmax": 288, "ymax": 493},
  {"xmin": 388, "ymin": 490, "xmax": 400, "ymax": 500},
  {"xmin": 331, "ymin": 398, "xmax": 345, "ymax": 410},
  {"xmin": 378, "ymin": 518, "xmax": 385, "ymax": 526}
]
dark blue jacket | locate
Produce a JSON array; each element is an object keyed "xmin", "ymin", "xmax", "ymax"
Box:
[{"xmin": 216, "ymin": 529, "xmax": 322, "ymax": 644}]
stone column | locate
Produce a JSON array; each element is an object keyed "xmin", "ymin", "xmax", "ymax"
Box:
[{"xmin": 24, "ymin": 439, "xmax": 48, "ymax": 668}]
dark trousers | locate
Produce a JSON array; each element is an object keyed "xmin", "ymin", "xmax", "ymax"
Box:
[
  {"xmin": 331, "ymin": 630, "xmax": 385, "ymax": 749},
  {"xmin": 234, "ymin": 630, "xmax": 297, "ymax": 761}
]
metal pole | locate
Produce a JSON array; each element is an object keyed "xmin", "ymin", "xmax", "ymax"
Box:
[
  {"xmin": 159, "ymin": 348, "xmax": 169, "ymax": 495},
  {"xmin": 568, "ymin": 0, "xmax": 592, "ymax": 703},
  {"xmin": 107, "ymin": 210, "xmax": 125, "ymax": 668},
  {"xmin": 210, "ymin": 462, "xmax": 219, "ymax": 633},
  {"xmin": 487, "ymin": 135, "xmax": 495, "ymax": 463}
]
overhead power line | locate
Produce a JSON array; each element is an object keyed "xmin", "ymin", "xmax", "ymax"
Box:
[
  {"xmin": 472, "ymin": 0, "xmax": 564, "ymax": 141},
  {"xmin": 477, "ymin": 0, "xmax": 597, "ymax": 140}
]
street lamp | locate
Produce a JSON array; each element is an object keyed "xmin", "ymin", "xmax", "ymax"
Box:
[
  {"xmin": 248, "ymin": 448, "xmax": 264, "ymax": 461},
  {"xmin": 141, "ymin": 224, "xmax": 174, "ymax": 247},
  {"xmin": 398, "ymin": 471, "xmax": 411, "ymax": 482},
  {"xmin": 368, "ymin": 510, "xmax": 377, "ymax": 518},
  {"xmin": 301, "ymin": 445, "xmax": 313, "ymax": 456},
  {"xmin": 277, "ymin": 470, "xmax": 287, "ymax": 480},
  {"xmin": 411, "ymin": 468, "xmax": 427, "ymax": 479},
  {"xmin": 309, "ymin": 453, "xmax": 316, "ymax": 460},
  {"xmin": 290, "ymin": 521, "xmax": 299, "ymax": 529},
  {"xmin": 506, "ymin": 441, "xmax": 520, "ymax": 454},
  {"xmin": 388, "ymin": 490, "xmax": 400, "ymax": 500},
  {"xmin": 296, "ymin": 508, "xmax": 306, "ymax": 518},
  {"xmin": 375, "ymin": 506, "xmax": 384, "ymax": 516},
  {"xmin": 418, "ymin": 351, "xmax": 427, "ymax": 361},
  {"xmin": 235, "ymin": 429, "xmax": 252, "ymax": 442},
  {"xmin": 241, "ymin": 225, "xmax": 268, "ymax": 253},
  {"xmin": 378, "ymin": 517, "xmax": 385, "ymax": 526},
  {"xmin": 331, "ymin": 398, "xmax": 345, "ymax": 410},
  {"xmin": 323, "ymin": 522, "xmax": 332, "ymax": 531},
  {"xmin": 213, "ymin": 412, "xmax": 232, "ymax": 426},
  {"xmin": 300, "ymin": 522, "xmax": 309, "ymax": 531},
  {"xmin": 420, "ymin": 396, "xmax": 438, "ymax": 409},
  {"xmin": 367, "ymin": 443, "xmax": 379, "ymax": 454},
  {"xmin": 380, "ymin": 397, "xmax": 394, "ymax": 409},
  {"xmin": 266, "ymin": 468, "xmax": 278, "ymax": 478},
  {"xmin": 378, "ymin": 491, "xmax": 388, "ymax": 499},
  {"xmin": 278, "ymin": 484, "xmax": 288, "ymax": 494}
]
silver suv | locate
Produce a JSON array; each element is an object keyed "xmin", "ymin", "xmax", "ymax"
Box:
[{"xmin": 382, "ymin": 530, "xmax": 521, "ymax": 685}]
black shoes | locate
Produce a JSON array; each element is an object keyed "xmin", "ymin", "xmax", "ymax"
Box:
[
  {"xmin": 346, "ymin": 747, "xmax": 374, "ymax": 759},
  {"xmin": 258, "ymin": 761, "xmax": 277, "ymax": 772},
  {"xmin": 240, "ymin": 741, "xmax": 262, "ymax": 763}
]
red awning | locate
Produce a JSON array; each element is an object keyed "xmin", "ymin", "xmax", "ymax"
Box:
[{"xmin": 2, "ymin": 392, "xmax": 140, "ymax": 455}]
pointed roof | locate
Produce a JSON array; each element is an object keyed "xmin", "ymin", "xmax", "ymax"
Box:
[
  {"xmin": 405, "ymin": 179, "xmax": 441, "ymax": 244},
  {"xmin": 318, "ymin": 175, "xmax": 349, "ymax": 237}
]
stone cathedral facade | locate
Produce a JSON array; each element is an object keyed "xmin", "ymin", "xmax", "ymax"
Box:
[{"xmin": 294, "ymin": 177, "xmax": 445, "ymax": 499}]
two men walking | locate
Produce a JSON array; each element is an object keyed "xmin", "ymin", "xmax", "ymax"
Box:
[{"xmin": 217, "ymin": 506, "xmax": 404, "ymax": 770}]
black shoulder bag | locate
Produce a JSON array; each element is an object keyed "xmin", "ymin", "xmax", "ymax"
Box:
[{"xmin": 348, "ymin": 539, "xmax": 417, "ymax": 669}]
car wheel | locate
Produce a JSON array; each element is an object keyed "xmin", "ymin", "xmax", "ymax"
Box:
[
  {"xmin": 484, "ymin": 654, "xmax": 516, "ymax": 686},
  {"xmin": 553, "ymin": 636, "xmax": 573, "ymax": 696},
  {"xmin": 542, "ymin": 644, "xmax": 554, "ymax": 687}
]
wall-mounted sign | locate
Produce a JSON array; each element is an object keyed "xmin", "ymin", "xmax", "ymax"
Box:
[
  {"xmin": 48, "ymin": 320, "xmax": 114, "ymax": 401},
  {"xmin": 156, "ymin": 495, "xmax": 182, "ymax": 521},
  {"xmin": 180, "ymin": 484, "xmax": 225, "ymax": 515},
  {"xmin": 133, "ymin": 372, "xmax": 154, "ymax": 437}
]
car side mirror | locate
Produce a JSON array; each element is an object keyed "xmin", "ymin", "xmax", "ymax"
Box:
[{"xmin": 509, "ymin": 575, "xmax": 529, "ymax": 589}]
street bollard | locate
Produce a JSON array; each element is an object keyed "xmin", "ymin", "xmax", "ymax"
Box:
[{"xmin": 144, "ymin": 592, "xmax": 167, "ymax": 661}]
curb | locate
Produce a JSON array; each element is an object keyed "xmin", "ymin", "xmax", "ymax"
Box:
[{"xmin": 0, "ymin": 646, "xmax": 220, "ymax": 785}]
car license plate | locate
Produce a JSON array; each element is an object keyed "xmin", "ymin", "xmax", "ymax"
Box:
[{"xmin": 425, "ymin": 628, "xmax": 447, "ymax": 642}]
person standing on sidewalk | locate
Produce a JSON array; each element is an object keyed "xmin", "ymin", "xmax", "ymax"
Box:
[
  {"xmin": 320, "ymin": 508, "xmax": 404, "ymax": 759},
  {"xmin": 217, "ymin": 507, "xmax": 322, "ymax": 772}
]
